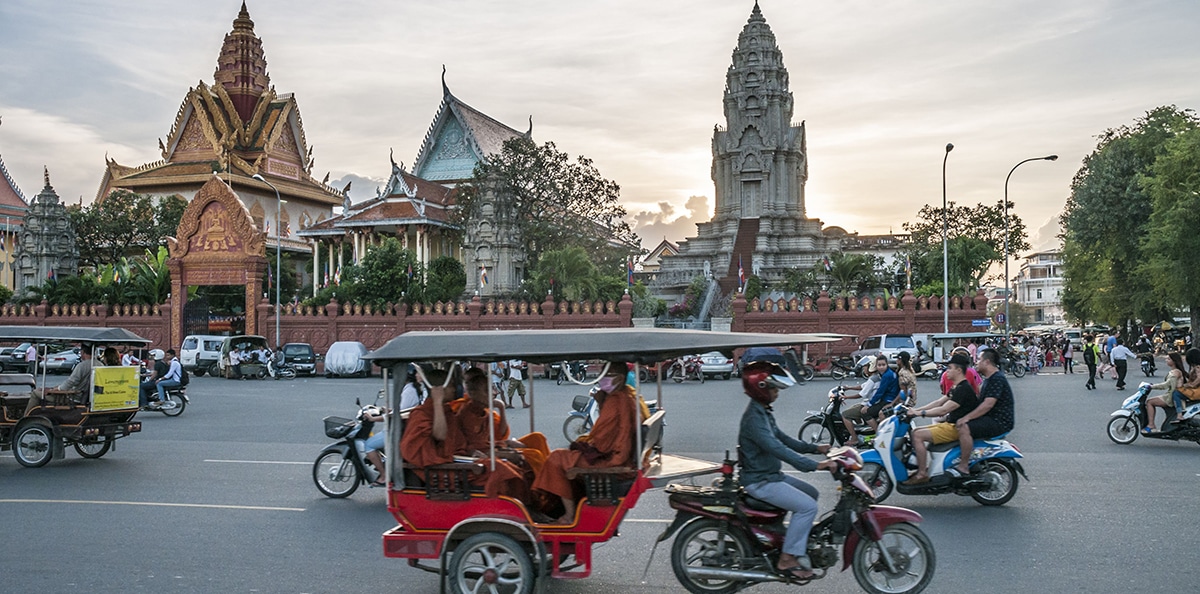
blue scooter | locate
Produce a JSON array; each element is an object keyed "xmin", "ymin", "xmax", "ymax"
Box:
[{"xmin": 857, "ymin": 405, "xmax": 1027, "ymax": 506}]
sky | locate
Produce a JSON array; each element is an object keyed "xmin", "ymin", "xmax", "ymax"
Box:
[{"xmin": 1, "ymin": 0, "xmax": 1198, "ymax": 256}]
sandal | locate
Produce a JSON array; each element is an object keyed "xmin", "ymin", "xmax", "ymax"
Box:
[
  {"xmin": 779, "ymin": 566, "xmax": 815, "ymax": 580},
  {"xmin": 1142, "ymin": 427, "xmax": 1155, "ymax": 435},
  {"xmin": 946, "ymin": 467, "xmax": 969, "ymax": 479}
]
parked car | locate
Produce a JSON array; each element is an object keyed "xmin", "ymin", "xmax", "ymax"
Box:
[
  {"xmin": 851, "ymin": 334, "xmax": 917, "ymax": 365},
  {"xmin": 282, "ymin": 343, "xmax": 317, "ymax": 376},
  {"xmin": 41, "ymin": 347, "xmax": 82, "ymax": 374},
  {"xmin": 324, "ymin": 341, "xmax": 370, "ymax": 378},
  {"xmin": 1, "ymin": 342, "xmax": 34, "ymax": 373},
  {"xmin": 698, "ymin": 351, "xmax": 734, "ymax": 380},
  {"xmin": 181, "ymin": 334, "xmax": 226, "ymax": 376}
]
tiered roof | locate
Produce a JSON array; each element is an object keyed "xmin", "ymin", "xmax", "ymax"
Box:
[{"xmin": 300, "ymin": 154, "xmax": 455, "ymax": 237}]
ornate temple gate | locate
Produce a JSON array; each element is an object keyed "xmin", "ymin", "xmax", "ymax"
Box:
[{"xmin": 166, "ymin": 176, "xmax": 266, "ymax": 348}]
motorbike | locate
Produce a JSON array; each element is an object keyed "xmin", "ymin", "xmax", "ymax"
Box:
[
  {"xmin": 1106, "ymin": 382, "xmax": 1200, "ymax": 445},
  {"xmin": 668, "ymin": 355, "xmax": 705, "ymax": 383},
  {"xmin": 914, "ymin": 353, "xmax": 939, "ymax": 379},
  {"xmin": 656, "ymin": 447, "xmax": 936, "ymax": 594},
  {"xmin": 797, "ymin": 386, "xmax": 876, "ymax": 448},
  {"xmin": 267, "ymin": 357, "xmax": 297, "ymax": 380},
  {"xmin": 857, "ymin": 405, "xmax": 1027, "ymax": 506},
  {"xmin": 555, "ymin": 360, "xmax": 589, "ymax": 385},
  {"xmin": 1139, "ymin": 354, "xmax": 1157, "ymax": 377},
  {"xmin": 138, "ymin": 368, "xmax": 188, "ymax": 417},
  {"xmin": 313, "ymin": 398, "xmax": 384, "ymax": 498},
  {"xmin": 796, "ymin": 356, "xmax": 855, "ymax": 381},
  {"xmin": 1000, "ymin": 352, "xmax": 1028, "ymax": 378},
  {"xmin": 563, "ymin": 387, "xmax": 660, "ymax": 442}
]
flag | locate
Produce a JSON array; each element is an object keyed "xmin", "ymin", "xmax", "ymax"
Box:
[
  {"xmin": 738, "ymin": 254, "xmax": 745, "ymax": 289},
  {"xmin": 267, "ymin": 265, "xmax": 273, "ymax": 291},
  {"xmin": 334, "ymin": 267, "xmax": 341, "ymax": 285},
  {"xmin": 904, "ymin": 254, "xmax": 912, "ymax": 289},
  {"xmin": 264, "ymin": 220, "xmax": 270, "ymax": 236},
  {"xmin": 47, "ymin": 269, "xmax": 56, "ymax": 280},
  {"xmin": 407, "ymin": 263, "xmax": 413, "ymax": 281},
  {"xmin": 113, "ymin": 269, "xmax": 121, "ymax": 284},
  {"xmin": 626, "ymin": 257, "xmax": 634, "ymax": 286},
  {"xmin": 0, "ymin": 231, "xmax": 6, "ymax": 252},
  {"xmin": 822, "ymin": 256, "xmax": 832, "ymax": 272},
  {"xmin": 323, "ymin": 269, "xmax": 329, "ymax": 288},
  {"xmin": 480, "ymin": 264, "xmax": 488, "ymax": 287}
]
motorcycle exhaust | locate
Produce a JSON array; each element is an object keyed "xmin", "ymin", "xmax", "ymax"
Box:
[{"xmin": 684, "ymin": 566, "xmax": 786, "ymax": 583}]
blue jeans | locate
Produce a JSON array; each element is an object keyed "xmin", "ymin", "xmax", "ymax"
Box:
[
  {"xmin": 138, "ymin": 381, "xmax": 158, "ymax": 406},
  {"xmin": 157, "ymin": 380, "xmax": 181, "ymax": 401},
  {"xmin": 744, "ymin": 475, "xmax": 820, "ymax": 558}
]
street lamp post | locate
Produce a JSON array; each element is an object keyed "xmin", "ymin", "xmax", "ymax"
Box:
[
  {"xmin": 942, "ymin": 143, "xmax": 954, "ymax": 334},
  {"xmin": 1003, "ymin": 155, "xmax": 1058, "ymax": 341},
  {"xmin": 252, "ymin": 174, "xmax": 284, "ymax": 351}
]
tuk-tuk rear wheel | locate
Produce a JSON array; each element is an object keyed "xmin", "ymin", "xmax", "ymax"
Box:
[
  {"xmin": 73, "ymin": 437, "xmax": 112, "ymax": 459},
  {"xmin": 14, "ymin": 422, "xmax": 54, "ymax": 468},
  {"xmin": 448, "ymin": 532, "xmax": 534, "ymax": 594}
]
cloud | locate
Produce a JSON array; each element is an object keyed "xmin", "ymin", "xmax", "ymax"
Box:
[{"xmin": 630, "ymin": 195, "xmax": 711, "ymax": 250}]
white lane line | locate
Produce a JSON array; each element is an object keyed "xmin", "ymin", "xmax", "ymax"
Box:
[
  {"xmin": 0, "ymin": 499, "xmax": 305, "ymax": 512},
  {"xmin": 623, "ymin": 518, "xmax": 671, "ymax": 523},
  {"xmin": 204, "ymin": 459, "xmax": 309, "ymax": 465}
]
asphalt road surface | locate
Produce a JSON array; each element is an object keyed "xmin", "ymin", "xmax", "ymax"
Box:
[{"xmin": 3, "ymin": 367, "xmax": 1197, "ymax": 593}]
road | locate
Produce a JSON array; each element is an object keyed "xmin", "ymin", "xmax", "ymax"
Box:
[{"xmin": 2, "ymin": 368, "xmax": 1197, "ymax": 593}]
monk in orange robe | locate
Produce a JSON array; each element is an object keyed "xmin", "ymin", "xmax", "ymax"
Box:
[
  {"xmin": 452, "ymin": 374, "xmax": 550, "ymax": 475},
  {"xmin": 533, "ymin": 364, "xmax": 641, "ymax": 524},
  {"xmin": 399, "ymin": 380, "xmax": 462, "ymax": 474}
]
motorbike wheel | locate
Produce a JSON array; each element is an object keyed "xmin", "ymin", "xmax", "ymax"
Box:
[
  {"xmin": 1107, "ymin": 415, "xmax": 1140, "ymax": 445},
  {"xmin": 852, "ymin": 522, "xmax": 936, "ymax": 594},
  {"xmin": 13, "ymin": 422, "xmax": 54, "ymax": 468},
  {"xmin": 312, "ymin": 451, "xmax": 361, "ymax": 498},
  {"xmin": 670, "ymin": 518, "xmax": 754, "ymax": 594},
  {"xmin": 831, "ymin": 367, "xmax": 848, "ymax": 381},
  {"xmin": 801, "ymin": 365, "xmax": 816, "ymax": 382},
  {"xmin": 798, "ymin": 419, "xmax": 833, "ymax": 446},
  {"xmin": 671, "ymin": 362, "xmax": 684, "ymax": 383},
  {"xmin": 563, "ymin": 415, "xmax": 588, "ymax": 443},
  {"xmin": 73, "ymin": 437, "xmax": 112, "ymax": 459},
  {"xmin": 449, "ymin": 532, "xmax": 535, "ymax": 594},
  {"xmin": 161, "ymin": 392, "xmax": 186, "ymax": 417},
  {"xmin": 969, "ymin": 459, "xmax": 1020, "ymax": 506},
  {"xmin": 1011, "ymin": 363, "xmax": 1027, "ymax": 378},
  {"xmin": 857, "ymin": 462, "xmax": 893, "ymax": 503}
]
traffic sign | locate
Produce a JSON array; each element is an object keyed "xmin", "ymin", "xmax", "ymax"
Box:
[
  {"xmin": 972, "ymin": 319, "xmax": 991, "ymax": 327},
  {"xmin": 995, "ymin": 313, "xmax": 1007, "ymax": 325}
]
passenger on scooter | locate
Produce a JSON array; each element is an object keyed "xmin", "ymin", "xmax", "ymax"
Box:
[
  {"xmin": 1170, "ymin": 348, "xmax": 1200, "ymax": 414},
  {"xmin": 903, "ymin": 353, "xmax": 978, "ymax": 484},
  {"xmin": 361, "ymin": 405, "xmax": 389, "ymax": 486},
  {"xmin": 896, "ymin": 351, "xmax": 918, "ymax": 406},
  {"xmin": 843, "ymin": 356, "xmax": 901, "ymax": 445},
  {"xmin": 940, "ymin": 346, "xmax": 982, "ymax": 396},
  {"xmin": 950, "ymin": 348, "xmax": 1015, "ymax": 477},
  {"xmin": 839, "ymin": 361, "xmax": 881, "ymax": 446},
  {"xmin": 737, "ymin": 361, "xmax": 833, "ymax": 580},
  {"xmin": 1144, "ymin": 352, "xmax": 1184, "ymax": 433}
]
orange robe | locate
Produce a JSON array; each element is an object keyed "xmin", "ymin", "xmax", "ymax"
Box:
[
  {"xmin": 449, "ymin": 398, "xmax": 549, "ymax": 499},
  {"xmin": 400, "ymin": 399, "xmax": 462, "ymax": 469},
  {"xmin": 533, "ymin": 385, "xmax": 640, "ymax": 502}
]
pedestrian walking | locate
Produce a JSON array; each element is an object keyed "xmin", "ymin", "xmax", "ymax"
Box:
[
  {"xmin": 505, "ymin": 358, "xmax": 529, "ymax": 408},
  {"xmin": 1082, "ymin": 334, "xmax": 1099, "ymax": 390},
  {"xmin": 1110, "ymin": 337, "xmax": 1137, "ymax": 391},
  {"xmin": 1062, "ymin": 340, "xmax": 1074, "ymax": 374}
]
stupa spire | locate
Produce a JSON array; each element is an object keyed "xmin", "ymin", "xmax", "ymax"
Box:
[{"xmin": 214, "ymin": 2, "xmax": 270, "ymax": 122}]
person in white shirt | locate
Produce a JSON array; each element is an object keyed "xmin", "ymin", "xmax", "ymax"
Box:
[
  {"xmin": 505, "ymin": 359, "xmax": 528, "ymax": 408},
  {"xmin": 156, "ymin": 349, "xmax": 183, "ymax": 403},
  {"xmin": 1109, "ymin": 337, "xmax": 1138, "ymax": 391},
  {"xmin": 229, "ymin": 348, "xmax": 243, "ymax": 379},
  {"xmin": 120, "ymin": 345, "xmax": 142, "ymax": 367}
]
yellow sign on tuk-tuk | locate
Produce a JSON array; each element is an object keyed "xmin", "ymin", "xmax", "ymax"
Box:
[{"xmin": 91, "ymin": 366, "xmax": 140, "ymax": 412}]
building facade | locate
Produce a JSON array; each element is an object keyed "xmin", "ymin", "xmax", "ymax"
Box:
[
  {"xmin": 13, "ymin": 169, "xmax": 77, "ymax": 293},
  {"xmin": 0, "ymin": 146, "xmax": 29, "ymax": 291},
  {"xmin": 1015, "ymin": 249, "xmax": 1066, "ymax": 324}
]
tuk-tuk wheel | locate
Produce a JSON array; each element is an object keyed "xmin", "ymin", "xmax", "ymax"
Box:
[
  {"xmin": 13, "ymin": 422, "xmax": 54, "ymax": 468},
  {"xmin": 74, "ymin": 437, "xmax": 112, "ymax": 459},
  {"xmin": 448, "ymin": 532, "xmax": 534, "ymax": 594}
]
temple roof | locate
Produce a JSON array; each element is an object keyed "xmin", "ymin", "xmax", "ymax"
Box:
[
  {"xmin": 97, "ymin": 5, "xmax": 341, "ymax": 208},
  {"xmin": 412, "ymin": 70, "xmax": 530, "ymax": 184},
  {"xmin": 299, "ymin": 159, "xmax": 456, "ymax": 236},
  {"xmin": 0, "ymin": 153, "xmax": 29, "ymax": 215}
]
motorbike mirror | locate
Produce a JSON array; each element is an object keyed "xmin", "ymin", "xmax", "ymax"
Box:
[{"xmin": 356, "ymin": 398, "xmax": 361, "ymax": 406}]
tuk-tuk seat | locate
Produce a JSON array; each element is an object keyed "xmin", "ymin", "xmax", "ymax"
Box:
[
  {"xmin": 567, "ymin": 410, "xmax": 665, "ymax": 506},
  {"xmin": 0, "ymin": 373, "xmax": 36, "ymax": 391},
  {"xmin": 403, "ymin": 462, "xmax": 484, "ymax": 501}
]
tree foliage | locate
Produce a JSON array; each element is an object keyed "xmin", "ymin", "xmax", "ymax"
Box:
[
  {"xmin": 1139, "ymin": 125, "xmax": 1200, "ymax": 333},
  {"xmin": 68, "ymin": 191, "xmax": 187, "ymax": 270},
  {"xmin": 453, "ymin": 137, "xmax": 641, "ymax": 282},
  {"xmin": 902, "ymin": 199, "xmax": 1026, "ymax": 294},
  {"xmin": 1061, "ymin": 105, "xmax": 1198, "ymax": 326},
  {"xmin": 344, "ymin": 237, "xmax": 423, "ymax": 306},
  {"xmin": 425, "ymin": 256, "xmax": 467, "ymax": 303}
]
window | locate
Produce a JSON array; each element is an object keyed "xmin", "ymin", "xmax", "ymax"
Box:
[
  {"xmin": 884, "ymin": 336, "xmax": 915, "ymax": 349},
  {"xmin": 182, "ymin": 337, "xmax": 198, "ymax": 349},
  {"xmin": 1036, "ymin": 289, "xmax": 1043, "ymax": 300}
]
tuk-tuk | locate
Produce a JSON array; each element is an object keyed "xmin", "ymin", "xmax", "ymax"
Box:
[
  {"xmin": 0, "ymin": 325, "xmax": 149, "ymax": 467},
  {"xmin": 361, "ymin": 327, "xmax": 840, "ymax": 591},
  {"xmin": 927, "ymin": 332, "xmax": 1002, "ymax": 362},
  {"xmin": 217, "ymin": 335, "xmax": 269, "ymax": 378}
]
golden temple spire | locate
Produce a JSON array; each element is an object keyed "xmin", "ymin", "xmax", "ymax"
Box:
[{"xmin": 214, "ymin": 1, "xmax": 270, "ymax": 122}]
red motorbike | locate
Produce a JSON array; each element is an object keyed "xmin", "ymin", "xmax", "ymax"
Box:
[
  {"xmin": 657, "ymin": 447, "xmax": 935, "ymax": 594},
  {"xmin": 667, "ymin": 355, "xmax": 705, "ymax": 383}
]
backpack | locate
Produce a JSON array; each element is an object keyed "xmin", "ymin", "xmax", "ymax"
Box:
[
  {"xmin": 179, "ymin": 366, "xmax": 190, "ymax": 386},
  {"xmin": 1083, "ymin": 344, "xmax": 1098, "ymax": 364}
]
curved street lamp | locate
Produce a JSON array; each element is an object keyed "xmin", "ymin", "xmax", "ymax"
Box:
[
  {"xmin": 942, "ymin": 143, "xmax": 954, "ymax": 334},
  {"xmin": 251, "ymin": 174, "xmax": 284, "ymax": 352},
  {"xmin": 1004, "ymin": 155, "xmax": 1058, "ymax": 340}
]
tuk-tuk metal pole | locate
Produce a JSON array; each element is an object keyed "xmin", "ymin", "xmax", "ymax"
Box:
[
  {"xmin": 382, "ymin": 366, "xmax": 394, "ymax": 488},
  {"xmin": 487, "ymin": 364, "xmax": 496, "ymax": 472},
  {"xmin": 656, "ymin": 362, "xmax": 663, "ymax": 409},
  {"xmin": 634, "ymin": 363, "xmax": 642, "ymax": 468},
  {"xmin": 527, "ymin": 369, "xmax": 534, "ymax": 437}
]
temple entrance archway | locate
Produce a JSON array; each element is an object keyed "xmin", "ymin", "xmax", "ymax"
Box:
[{"xmin": 166, "ymin": 175, "xmax": 266, "ymax": 348}]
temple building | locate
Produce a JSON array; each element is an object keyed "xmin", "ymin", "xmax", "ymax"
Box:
[
  {"xmin": 14, "ymin": 169, "xmax": 78, "ymax": 293},
  {"xmin": 95, "ymin": 3, "xmax": 343, "ymax": 284},
  {"xmin": 0, "ymin": 144, "xmax": 30, "ymax": 291},
  {"xmin": 300, "ymin": 73, "xmax": 531, "ymax": 296},
  {"xmin": 654, "ymin": 3, "xmax": 849, "ymax": 299}
]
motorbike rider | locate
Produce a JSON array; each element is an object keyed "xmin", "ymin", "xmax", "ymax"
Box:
[
  {"xmin": 1171, "ymin": 348, "xmax": 1200, "ymax": 414},
  {"xmin": 737, "ymin": 361, "xmax": 833, "ymax": 580},
  {"xmin": 361, "ymin": 404, "xmax": 389, "ymax": 486},
  {"xmin": 842, "ymin": 355, "xmax": 901, "ymax": 445},
  {"xmin": 950, "ymin": 348, "xmax": 1015, "ymax": 477},
  {"xmin": 1144, "ymin": 351, "xmax": 1184, "ymax": 433},
  {"xmin": 838, "ymin": 360, "xmax": 881, "ymax": 446},
  {"xmin": 138, "ymin": 349, "xmax": 168, "ymax": 407},
  {"xmin": 904, "ymin": 353, "xmax": 978, "ymax": 484}
]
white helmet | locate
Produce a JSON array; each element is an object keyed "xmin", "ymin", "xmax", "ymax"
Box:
[{"xmin": 149, "ymin": 349, "xmax": 165, "ymax": 361}]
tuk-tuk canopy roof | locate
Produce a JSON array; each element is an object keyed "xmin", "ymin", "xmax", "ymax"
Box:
[
  {"xmin": 364, "ymin": 328, "xmax": 839, "ymax": 366},
  {"xmin": 929, "ymin": 332, "xmax": 1001, "ymax": 340},
  {"xmin": 0, "ymin": 325, "xmax": 151, "ymax": 346}
]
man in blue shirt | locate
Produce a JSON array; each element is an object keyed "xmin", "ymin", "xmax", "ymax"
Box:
[
  {"xmin": 155, "ymin": 348, "xmax": 183, "ymax": 408},
  {"xmin": 843, "ymin": 355, "xmax": 902, "ymax": 444},
  {"xmin": 738, "ymin": 361, "xmax": 832, "ymax": 579}
]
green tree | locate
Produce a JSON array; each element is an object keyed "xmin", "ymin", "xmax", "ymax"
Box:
[
  {"xmin": 69, "ymin": 191, "xmax": 188, "ymax": 270},
  {"xmin": 346, "ymin": 237, "xmax": 423, "ymax": 306},
  {"xmin": 826, "ymin": 252, "xmax": 881, "ymax": 295},
  {"xmin": 1061, "ymin": 105, "xmax": 1197, "ymax": 325},
  {"xmin": 1140, "ymin": 125, "xmax": 1200, "ymax": 339},
  {"xmin": 426, "ymin": 256, "xmax": 467, "ymax": 302},
  {"xmin": 453, "ymin": 137, "xmax": 641, "ymax": 281},
  {"xmin": 780, "ymin": 266, "xmax": 820, "ymax": 297},
  {"xmin": 531, "ymin": 247, "xmax": 600, "ymax": 302}
]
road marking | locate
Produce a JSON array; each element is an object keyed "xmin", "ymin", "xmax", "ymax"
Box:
[
  {"xmin": 623, "ymin": 518, "xmax": 671, "ymax": 523},
  {"xmin": 204, "ymin": 459, "xmax": 310, "ymax": 465},
  {"xmin": 0, "ymin": 499, "xmax": 305, "ymax": 512}
]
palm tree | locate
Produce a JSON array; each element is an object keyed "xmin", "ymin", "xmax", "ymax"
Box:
[{"xmin": 533, "ymin": 247, "xmax": 599, "ymax": 302}]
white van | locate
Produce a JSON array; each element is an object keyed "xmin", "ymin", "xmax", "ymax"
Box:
[{"xmin": 181, "ymin": 334, "xmax": 226, "ymax": 376}]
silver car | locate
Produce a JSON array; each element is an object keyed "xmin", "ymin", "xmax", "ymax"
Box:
[
  {"xmin": 41, "ymin": 348, "xmax": 81, "ymax": 374},
  {"xmin": 698, "ymin": 351, "xmax": 734, "ymax": 380}
]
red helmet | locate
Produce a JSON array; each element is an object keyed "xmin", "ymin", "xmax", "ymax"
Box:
[{"xmin": 742, "ymin": 361, "xmax": 796, "ymax": 403}]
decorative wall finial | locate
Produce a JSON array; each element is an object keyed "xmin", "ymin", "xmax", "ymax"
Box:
[
  {"xmin": 43, "ymin": 166, "xmax": 50, "ymax": 188},
  {"xmin": 441, "ymin": 65, "xmax": 450, "ymax": 97}
]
